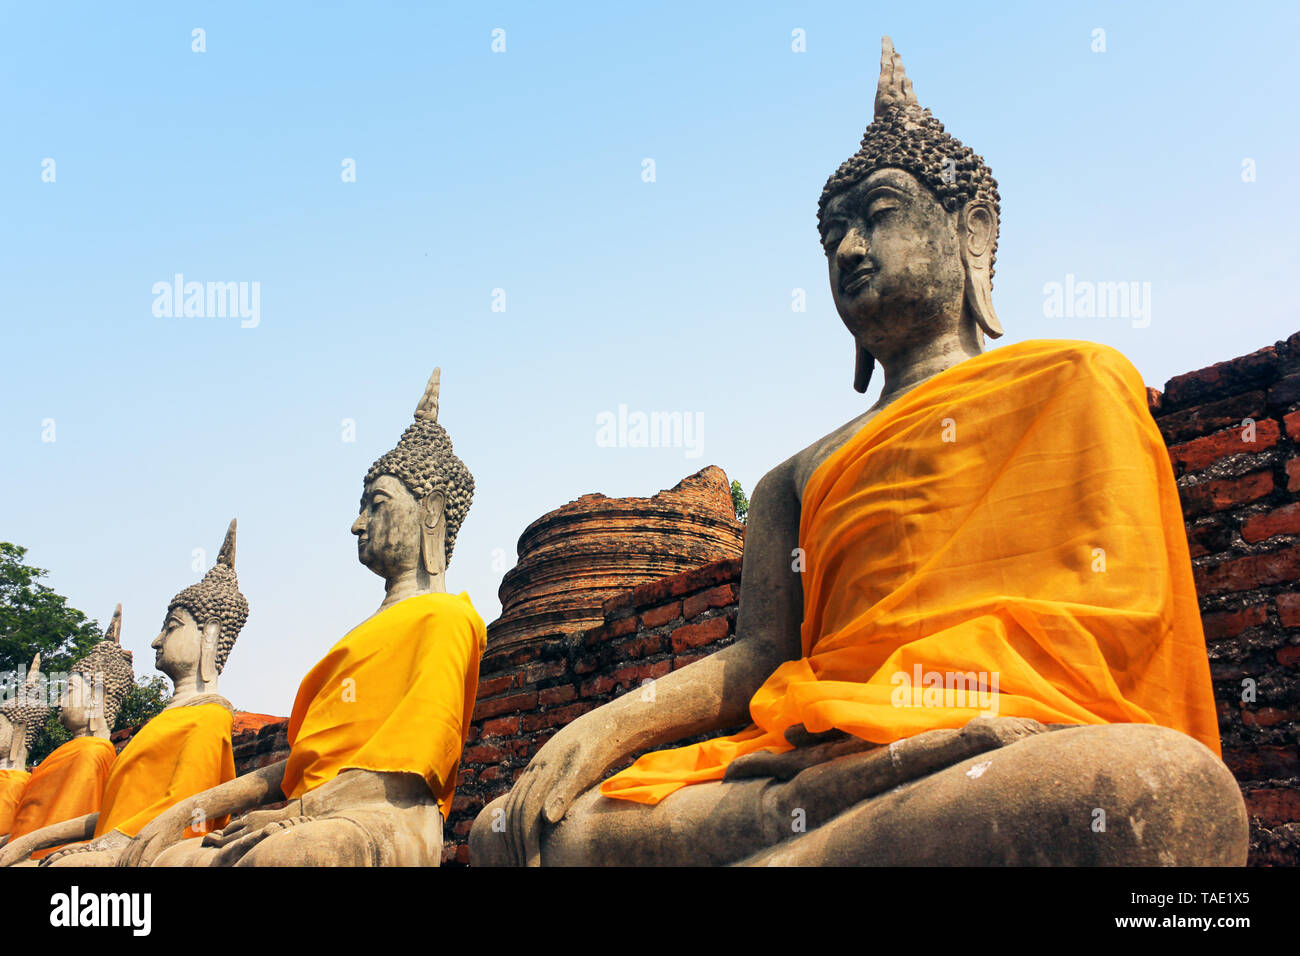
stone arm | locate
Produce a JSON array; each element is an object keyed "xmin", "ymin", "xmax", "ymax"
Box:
[
  {"xmin": 500, "ymin": 459, "xmax": 805, "ymax": 864},
  {"xmin": 574, "ymin": 458, "xmax": 805, "ymax": 760},
  {"xmin": 118, "ymin": 758, "xmax": 288, "ymax": 868},
  {"xmin": 0, "ymin": 813, "xmax": 98, "ymax": 867},
  {"xmin": 587, "ymin": 462, "xmax": 803, "ymax": 753}
]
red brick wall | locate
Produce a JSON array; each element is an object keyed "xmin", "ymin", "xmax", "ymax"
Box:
[
  {"xmin": 444, "ymin": 557, "xmax": 743, "ymax": 863},
  {"xmin": 231, "ymin": 719, "xmax": 290, "ymax": 775},
  {"xmin": 1151, "ymin": 334, "xmax": 1300, "ymax": 866}
]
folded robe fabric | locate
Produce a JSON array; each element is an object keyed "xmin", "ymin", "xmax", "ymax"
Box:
[
  {"xmin": 0, "ymin": 769, "xmax": 31, "ymax": 836},
  {"xmin": 94, "ymin": 703, "xmax": 234, "ymax": 838},
  {"xmin": 281, "ymin": 591, "xmax": 486, "ymax": 820},
  {"xmin": 9, "ymin": 736, "xmax": 116, "ymax": 858},
  {"xmin": 601, "ymin": 339, "xmax": 1221, "ymax": 805}
]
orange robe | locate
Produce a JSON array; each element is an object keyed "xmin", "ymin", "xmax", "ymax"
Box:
[
  {"xmin": 281, "ymin": 591, "xmax": 486, "ymax": 819},
  {"xmin": 0, "ymin": 769, "xmax": 31, "ymax": 835},
  {"xmin": 8, "ymin": 736, "xmax": 116, "ymax": 858},
  {"xmin": 94, "ymin": 703, "xmax": 235, "ymax": 838},
  {"xmin": 602, "ymin": 339, "xmax": 1220, "ymax": 804}
]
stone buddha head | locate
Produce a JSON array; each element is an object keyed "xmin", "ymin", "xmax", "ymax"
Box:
[
  {"xmin": 818, "ymin": 37, "xmax": 1003, "ymax": 391},
  {"xmin": 60, "ymin": 607, "xmax": 134, "ymax": 739},
  {"xmin": 0, "ymin": 654, "xmax": 49, "ymax": 769},
  {"xmin": 151, "ymin": 520, "xmax": 249, "ymax": 696},
  {"xmin": 352, "ymin": 368, "xmax": 474, "ymax": 589}
]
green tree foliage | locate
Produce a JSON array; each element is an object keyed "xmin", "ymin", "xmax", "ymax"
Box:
[
  {"xmin": 730, "ymin": 480, "xmax": 749, "ymax": 524},
  {"xmin": 115, "ymin": 675, "xmax": 172, "ymax": 731},
  {"xmin": 0, "ymin": 542, "xmax": 103, "ymax": 678},
  {"xmin": 0, "ymin": 542, "xmax": 143, "ymax": 764},
  {"xmin": 29, "ymin": 714, "xmax": 70, "ymax": 766}
]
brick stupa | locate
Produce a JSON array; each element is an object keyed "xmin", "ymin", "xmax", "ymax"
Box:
[{"xmin": 486, "ymin": 466, "xmax": 745, "ymax": 653}]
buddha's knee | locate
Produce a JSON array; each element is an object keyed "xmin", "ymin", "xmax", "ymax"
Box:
[
  {"xmin": 746, "ymin": 722, "xmax": 1248, "ymax": 866},
  {"xmin": 469, "ymin": 794, "xmax": 512, "ymax": 867},
  {"xmin": 152, "ymin": 838, "xmax": 218, "ymax": 868},
  {"xmin": 969, "ymin": 722, "xmax": 1248, "ymax": 865}
]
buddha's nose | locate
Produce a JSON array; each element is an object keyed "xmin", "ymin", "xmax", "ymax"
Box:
[
  {"xmin": 837, "ymin": 227, "xmax": 868, "ymax": 271},
  {"xmin": 151, "ymin": 632, "xmax": 163, "ymax": 650},
  {"xmin": 351, "ymin": 514, "xmax": 366, "ymax": 535}
]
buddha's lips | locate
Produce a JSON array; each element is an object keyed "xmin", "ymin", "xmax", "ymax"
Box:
[{"xmin": 843, "ymin": 269, "xmax": 875, "ymax": 294}]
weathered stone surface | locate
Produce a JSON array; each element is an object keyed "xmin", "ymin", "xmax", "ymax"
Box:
[{"xmin": 486, "ymin": 466, "xmax": 743, "ymax": 653}]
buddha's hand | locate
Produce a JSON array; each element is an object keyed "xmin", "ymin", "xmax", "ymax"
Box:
[
  {"xmin": 501, "ymin": 721, "xmax": 605, "ymax": 867},
  {"xmin": 725, "ymin": 725, "xmax": 879, "ymax": 781},
  {"xmin": 120, "ymin": 800, "xmax": 202, "ymax": 868},
  {"xmin": 40, "ymin": 830, "xmax": 128, "ymax": 866},
  {"xmin": 201, "ymin": 806, "xmax": 302, "ymax": 849},
  {"xmin": 36, "ymin": 843, "xmax": 91, "ymax": 866},
  {"xmin": 200, "ymin": 811, "xmax": 310, "ymax": 866}
]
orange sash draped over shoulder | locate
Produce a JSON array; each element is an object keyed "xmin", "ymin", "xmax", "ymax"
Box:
[
  {"xmin": 0, "ymin": 769, "xmax": 31, "ymax": 835},
  {"xmin": 601, "ymin": 340, "xmax": 1220, "ymax": 805},
  {"xmin": 281, "ymin": 592, "xmax": 487, "ymax": 819},
  {"xmin": 94, "ymin": 703, "xmax": 235, "ymax": 838},
  {"xmin": 9, "ymin": 737, "xmax": 116, "ymax": 856}
]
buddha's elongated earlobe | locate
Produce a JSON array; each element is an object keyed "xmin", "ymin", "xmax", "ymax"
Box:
[
  {"xmin": 960, "ymin": 201, "xmax": 1003, "ymax": 339},
  {"xmin": 420, "ymin": 492, "xmax": 447, "ymax": 576},
  {"xmin": 7, "ymin": 719, "xmax": 23, "ymax": 765},
  {"xmin": 199, "ymin": 622, "xmax": 221, "ymax": 685},
  {"xmin": 854, "ymin": 344, "xmax": 875, "ymax": 393}
]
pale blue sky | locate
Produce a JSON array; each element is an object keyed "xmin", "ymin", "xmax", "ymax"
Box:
[{"xmin": 3, "ymin": 2, "xmax": 1297, "ymax": 714}]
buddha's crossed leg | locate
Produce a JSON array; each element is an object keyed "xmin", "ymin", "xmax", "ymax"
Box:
[
  {"xmin": 472, "ymin": 719, "xmax": 1247, "ymax": 866},
  {"xmin": 153, "ymin": 802, "xmax": 444, "ymax": 867}
]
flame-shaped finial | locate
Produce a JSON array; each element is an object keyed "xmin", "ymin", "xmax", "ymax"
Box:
[
  {"xmin": 414, "ymin": 368, "xmax": 441, "ymax": 423},
  {"xmin": 874, "ymin": 36, "xmax": 920, "ymax": 120},
  {"xmin": 105, "ymin": 604, "xmax": 123, "ymax": 644},
  {"xmin": 218, "ymin": 518, "xmax": 237, "ymax": 569}
]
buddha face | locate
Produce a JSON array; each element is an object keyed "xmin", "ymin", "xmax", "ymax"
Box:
[
  {"xmin": 820, "ymin": 167, "xmax": 967, "ymax": 358},
  {"xmin": 152, "ymin": 605, "xmax": 203, "ymax": 683},
  {"xmin": 58, "ymin": 672, "xmax": 98, "ymax": 733},
  {"xmin": 353, "ymin": 474, "xmax": 427, "ymax": 578}
]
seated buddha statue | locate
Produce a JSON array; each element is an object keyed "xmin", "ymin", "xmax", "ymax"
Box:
[
  {"xmin": 2, "ymin": 521, "xmax": 250, "ymax": 867},
  {"xmin": 469, "ymin": 38, "xmax": 1249, "ymax": 867},
  {"xmin": 0, "ymin": 655, "xmax": 49, "ymax": 840},
  {"xmin": 125, "ymin": 369, "xmax": 486, "ymax": 867},
  {"xmin": 0, "ymin": 614, "xmax": 132, "ymax": 864}
]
